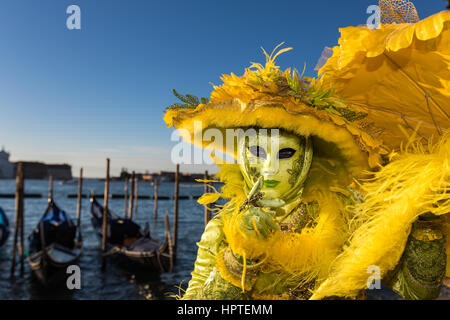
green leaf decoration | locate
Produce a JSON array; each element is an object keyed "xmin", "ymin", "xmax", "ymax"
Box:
[
  {"xmin": 165, "ymin": 78, "xmax": 367, "ymax": 123},
  {"xmin": 185, "ymin": 94, "xmax": 200, "ymax": 106},
  {"xmin": 165, "ymin": 89, "xmax": 209, "ymax": 112},
  {"xmin": 284, "ymin": 66, "xmax": 309, "ymax": 95},
  {"xmin": 173, "ymin": 89, "xmax": 192, "ymax": 105},
  {"xmin": 335, "ymin": 107, "xmax": 368, "ymax": 122}
]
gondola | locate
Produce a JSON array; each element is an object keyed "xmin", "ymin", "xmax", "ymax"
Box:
[
  {"xmin": 90, "ymin": 197, "xmax": 173, "ymax": 272},
  {"xmin": 27, "ymin": 200, "xmax": 82, "ymax": 285},
  {"xmin": 0, "ymin": 207, "xmax": 10, "ymax": 248}
]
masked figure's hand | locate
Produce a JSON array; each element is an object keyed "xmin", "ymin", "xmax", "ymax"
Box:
[{"xmin": 240, "ymin": 206, "xmax": 278, "ymax": 240}]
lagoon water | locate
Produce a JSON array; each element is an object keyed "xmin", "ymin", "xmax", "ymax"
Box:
[
  {"xmin": 0, "ymin": 179, "xmax": 448, "ymax": 300},
  {"xmin": 0, "ymin": 179, "xmax": 206, "ymax": 300}
]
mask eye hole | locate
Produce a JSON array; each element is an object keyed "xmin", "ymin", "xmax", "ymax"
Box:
[
  {"xmin": 277, "ymin": 148, "xmax": 296, "ymax": 159},
  {"xmin": 248, "ymin": 146, "xmax": 267, "ymax": 159}
]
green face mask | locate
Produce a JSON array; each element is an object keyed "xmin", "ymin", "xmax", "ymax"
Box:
[{"xmin": 237, "ymin": 129, "xmax": 313, "ymax": 202}]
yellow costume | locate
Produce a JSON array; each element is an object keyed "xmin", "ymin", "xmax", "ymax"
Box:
[{"xmin": 164, "ymin": 1, "xmax": 450, "ymax": 299}]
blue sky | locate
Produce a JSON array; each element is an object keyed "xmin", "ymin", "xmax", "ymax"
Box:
[{"xmin": 0, "ymin": 0, "xmax": 446, "ymax": 177}]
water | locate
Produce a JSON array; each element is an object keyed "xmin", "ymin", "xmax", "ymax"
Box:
[
  {"xmin": 0, "ymin": 179, "xmax": 206, "ymax": 300},
  {"xmin": 0, "ymin": 179, "xmax": 449, "ymax": 300}
]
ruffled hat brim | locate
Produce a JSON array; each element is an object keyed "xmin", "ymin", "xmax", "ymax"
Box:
[{"xmin": 164, "ymin": 97, "xmax": 387, "ymax": 179}]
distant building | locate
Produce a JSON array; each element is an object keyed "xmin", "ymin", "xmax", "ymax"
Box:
[
  {"xmin": 47, "ymin": 164, "xmax": 72, "ymax": 180},
  {"xmin": 156, "ymin": 171, "xmax": 176, "ymax": 182},
  {"xmin": 140, "ymin": 171, "xmax": 204, "ymax": 183},
  {"xmin": 0, "ymin": 147, "xmax": 73, "ymax": 180},
  {"xmin": 141, "ymin": 174, "xmax": 153, "ymax": 181},
  {"xmin": 21, "ymin": 161, "xmax": 48, "ymax": 179},
  {"xmin": 119, "ymin": 169, "xmax": 211, "ymax": 183},
  {"xmin": 0, "ymin": 147, "xmax": 15, "ymax": 179},
  {"xmin": 19, "ymin": 162, "xmax": 72, "ymax": 180}
]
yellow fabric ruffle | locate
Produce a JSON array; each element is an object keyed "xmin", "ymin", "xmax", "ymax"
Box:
[{"xmin": 318, "ymin": 10, "xmax": 450, "ymax": 151}]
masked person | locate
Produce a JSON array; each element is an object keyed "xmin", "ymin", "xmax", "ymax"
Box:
[{"xmin": 163, "ymin": 3, "xmax": 450, "ymax": 300}]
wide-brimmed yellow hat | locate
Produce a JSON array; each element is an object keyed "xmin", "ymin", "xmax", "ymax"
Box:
[{"xmin": 164, "ymin": 44, "xmax": 388, "ymax": 180}]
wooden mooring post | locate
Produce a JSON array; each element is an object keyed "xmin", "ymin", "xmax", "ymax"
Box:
[
  {"xmin": 164, "ymin": 210, "xmax": 174, "ymax": 272},
  {"xmin": 123, "ymin": 176, "xmax": 129, "ymax": 218},
  {"xmin": 19, "ymin": 165, "xmax": 25, "ymax": 275},
  {"xmin": 11, "ymin": 162, "xmax": 24, "ymax": 276},
  {"xmin": 76, "ymin": 168, "xmax": 83, "ymax": 244},
  {"xmin": 48, "ymin": 175, "xmax": 53, "ymax": 202},
  {"xmin": 172, "ymin": 164, "xmax": 180, "ymax": 258},
  {"xmin": 204, "ymin": 170, "xmax": 211, "ymax": 227},
  {"xmin": 128, "ymin": 171, "xmax": 135, "ymax": 220},
  {"xmin": 153, "ymin": 179, "xmax": 159, "ymax": 219},
  {"xmin": 133, "ymin": 176, "xmax": 138, "ymax": 218},
  {"xmin": 102, "ymin": 158, "xmax": 110, "ymax": 270}
]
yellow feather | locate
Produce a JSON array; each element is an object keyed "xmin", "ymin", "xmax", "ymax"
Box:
[
  {"xmin": 311, "ymin": 133, "xmax": 450, "ymax": 299},
  {"xmin": 197, "ymin": 193, "xmax": 222, "ymax": 205}
]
